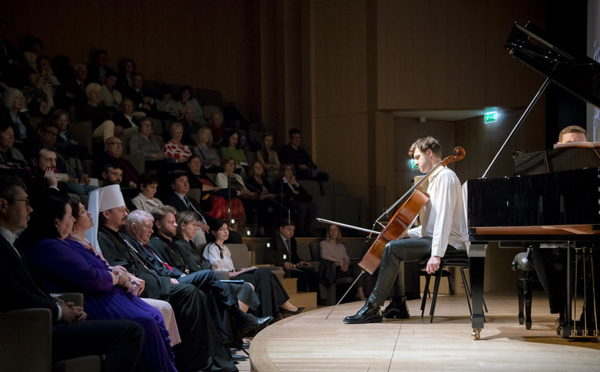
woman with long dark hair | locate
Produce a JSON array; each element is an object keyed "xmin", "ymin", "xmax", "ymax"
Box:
[{"xmin": 20, "ymin": 194, "xmax": 177, "ymax": 372}]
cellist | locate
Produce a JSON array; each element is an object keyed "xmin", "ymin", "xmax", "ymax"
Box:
[{"xmin": 344, "ymin": 136, "xmax": 468, "ymax": 324}]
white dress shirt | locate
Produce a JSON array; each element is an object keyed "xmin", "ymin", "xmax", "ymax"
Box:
[{"xmin": 407, "ymin": 166, "xmax": 467, "ymax": 257}]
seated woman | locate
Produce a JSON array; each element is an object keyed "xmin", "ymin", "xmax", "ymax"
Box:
[
  {"xmin": 320, "ymin": 224, "xmax": 365, "ymax": 301},
  {"xmin": 204, "ymin": 218, "xmax": 304, "ymax": 318},
  {"xmin": 21, "ymin": 194, "xmax": 178, "ymax": 372},
  {"xmin": 131, "ymin": 172, "xmax": 165, "ymax": 212},
  {"xmin": 193, "ymin": 126, "xmax": 221, "ymax": 172},
  {"xmin": 0, "ymin": 119, "xmax": 27, "ymax": 171},
  {"xmin": 256, "ymin": 133, "xmax": 281, "ymax": 180},
  {"xmin": 220, "ymin": 130, "xmax": 248, "ymax": 173},
  {"xmin": 2, "ymin": 88, "xmax": 35, "ymax": 148},
  {"xmin": 215, "ymin": 157, "xmax": 256, "ymax": 226},
  {"xmin": 129, "ymin": 118, "xmax": 165, "ymax": 161},
  {"xmin": 245, "ymin": 161, "xmax": 277, "ymax": 236},
  {"xmin": 155, "ymin": 84, "xmax": 179, "ymax": 120},
  {"xmin": 186, "ymin": 155, "xmax": 244, "ymax": 224},
  {"xmin": 163, "ymin": 122, "xmax": 192, "ymax": 163},
  {"xmin": 112, "ymin": 98, "xmax": 141, "ymax": 138},
  {"xmin": 273, "ymin": 163, "xmax": 318, "ymax": 237},
  {"xmin": 173, "ymin": 210, "xmax": 259, "ymax": 313},
  {"xmin": 175, "ymin": 85, "xmax": 204, "ymax": 123}
]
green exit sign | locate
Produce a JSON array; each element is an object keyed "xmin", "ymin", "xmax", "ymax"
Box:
[{"xmin": 484, "ymin": 111, "xmax": 498, "ymax": 123}]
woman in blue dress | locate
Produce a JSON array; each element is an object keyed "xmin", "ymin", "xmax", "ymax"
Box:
[{"xmin": 20, "ymin": 194, "xmax": 178, "ymax": 372}]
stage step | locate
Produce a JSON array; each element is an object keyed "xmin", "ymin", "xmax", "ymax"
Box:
[
  {"xmin": 288, "ymin": 291, "xmax": 318, "ymax": 311},
  {"xmin": 282, "ymin": 277, "xmax": 297, "ymax": 295}
]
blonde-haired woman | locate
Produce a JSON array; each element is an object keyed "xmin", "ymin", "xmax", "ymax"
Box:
[
  {"xmin": 162, "ymin": 122, "xmax": 192, "ymax": 162},
  {"xmin": 319, "ymin": 224, "xmax": 365, "ymax": 300}
]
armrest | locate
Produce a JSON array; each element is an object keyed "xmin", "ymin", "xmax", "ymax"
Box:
[
  {"xmin": 54, "ymin": 292, "xmax": 84, "ymax": 306},
  {"xmin": 0, "ymin": 308, "xmax": 52, "ymax": 372}
]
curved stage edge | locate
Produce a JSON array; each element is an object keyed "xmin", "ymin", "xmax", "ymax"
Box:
[{"xmin": 249, "ymin": 295, "xmax": 600, "ymax": 372}]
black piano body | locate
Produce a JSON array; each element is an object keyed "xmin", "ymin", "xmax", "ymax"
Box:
[{"xmin": 466, "ymin": 21, "xmax": 600, "ymax": 339}]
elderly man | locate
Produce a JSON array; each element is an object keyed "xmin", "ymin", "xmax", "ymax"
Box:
[
  {"xmin": 92, "ymin": 185, "xmax": 238, "ymax": 372},
  {"xmin": 65, "ymin": 63, "xmax": 88, "ymax": 105},
  {"xmin": 97, "ymin": 136, "xmax": 139, "ymax": 190},
  {"xmin": 0, "ymin": 177, "xmax": 144, "ymax": 371}
]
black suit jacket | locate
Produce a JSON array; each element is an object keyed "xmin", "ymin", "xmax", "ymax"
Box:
[
  {"xmin": 164, "ymin": 192, "xmax": 214, "ymax": 225},
  {"xmin": 0, "ymin": 234, "xmax": 59, "ymax": 320},
  {"xmin": 266, "ymin": 234, "xmax": 302, "ymax": 267}
]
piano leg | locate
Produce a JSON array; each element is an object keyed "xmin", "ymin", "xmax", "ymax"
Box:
[{"xmin": 469, "ymin": 244, "xmax": 487, "ymax": 340}]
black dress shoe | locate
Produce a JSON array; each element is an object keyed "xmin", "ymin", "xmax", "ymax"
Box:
[
  {"xmin": 240, "ymin": 314, "xmax": 273, "ymax": 334},
  {"xmin": 382, "ymin": 301, "xmax": 410, "ymax": 319},
  {"xmin": 282, "ymin": 307, "xmax": 305, "ymax": 316},
  {"xmin": 231, "ymin": 354, "xmax": 248, "ymax": 362},
  {"xmin": 343, "ymin": 302, "xmax": 383, "ymax": 324}
]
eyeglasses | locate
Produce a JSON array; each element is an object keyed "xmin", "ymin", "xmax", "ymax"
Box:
[
  {"xmin": 107, "ymin": 142, "xmax": 123, "ymax": 147},
  {"xmin": 9, "ymin": 199, "xmax": 30, "ymax": 206}
]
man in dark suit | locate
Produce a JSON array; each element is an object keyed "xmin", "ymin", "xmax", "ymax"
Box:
[
  {"xmin": 123, "ymin": 73, "xmax": 156, "ymax": 115},
  {"xmin": 164, "ymin": 171, "xmax": 242, "ymax": 244},
  {"xmin": 266, "ymin": 219, "xmax": 319, "ymax": 292},
  {"xmin": 0, "ymin": 177, "xmax": 144, "ymax": 371}
]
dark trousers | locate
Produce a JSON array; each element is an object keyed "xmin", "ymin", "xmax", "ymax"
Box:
[
  {"xmin": 368, "ymin": 237, "xmax": 434, "ymax": 306},
  {"xmin": 168, "ymin": 283, "xmax": 236, "ymax": 372},
  {"xmin": 53, "ymin": 319, "xmax": 144, "ymax": 372},
  {"xmin": 530, "ymin": 248, "xmax": 567, "ymax": 314}
]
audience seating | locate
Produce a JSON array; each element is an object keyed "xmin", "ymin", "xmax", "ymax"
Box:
[
  {"xmin": 309, "ymin": 242, "xmax": 354, "ymax": 305},
  {"xmin": 0, "ymin": 293, "xmax": 102, "ymax": 372}
]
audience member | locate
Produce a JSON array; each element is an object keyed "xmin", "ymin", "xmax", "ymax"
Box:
[
  {"xmin": 273, "ymin": 163, "xmax": 317, "ymax": 237},
  {"xmin": 278, "ymin": 128, "xmax": 329, "ymax": 181},
  {"xmin": 220, "ymin": 130, "xmax": 248, "ymax": 172},
  {"xmin": 86, "ymin": 49, "xmax": 110, "ymax": 84},
  {"xmin": 21, "ymin": 193, "xmax": 178, "ymax": 372},
  {"xmin": 179, "ymin": 104, "xmax": 202, "ymax": 145},
  {"xmin": 131, "ymin": 172, "xmax": 164, "ymax": 212},
  {"xmin": 204, "ymin": 218, "xmax": 304, "ymax": 318},
  {"xmin": 123, "ymin": 72, "xmax": 156, "ymax": 115},
  {"xmin": 163, "ymin": 122, "xmax": 192, "ymax": 163},
  {"xmin": 2, "ymin": 88, "xmax": 35, "ymax": 148},
  {"xmin": 155, "ymin": 84, "xmax": 179, "ymax": 119},
  {"xmin": 175, "ymin": 85, "xmax": 203, "ymax": 123},
  {"xmin": 23, "ymin": 72, "xmax": 55, "ymax": 119},
  {"xmin": 23, "ymin": 36, "xmax": 43, "ymax": 72},
  {"xmin": 215, "ymin": 157, "xmax": 255, "ymax": 225},
  {"xmin": 193, "ymin": 126, "xmax": 221, "ymax": 172},
  {"xmin": 75, "ymin": 82, "xmax": 116, "ymax": 141},
  {"xmin": 65, "ymin": 63, "xmax": 88, "ymax": 105},
  {"xmin": 256, "ymin": 133, "xmax": 281, "ymax": 180},
  {"xmin": 245, "ymin": 161, "xmax": 277, "ymax": 236},
  {"xmin": 52, "ymin": 109, "xmax": 88, "ymax": 158},
  {"xmin": 33, "ymin": 121, "xmax": 96, "ymax": 196},
  {"xmin": 117, "ymin": 58, "xmax": 136, "ymax": 91},
  {"xmin": 129, "ymin": 117, "xmax": 164, "ymax": 161},
  {"xmin": 320, "ymin": 224, "xmax": 365, "ymax": 300},
  {"xmin": 266, "ymin": 219, "xmax": 319, "ymax": 292},
  {"xmin": 148, "ymin": 207, "xmax": 270, "ymax": 336},
  {"xmin": 0, "ymin": 118, "xmax": 27, "ymax": 171},
  {"xmin": 23, "ymin": 146, "xmax": 69, "ymax": 206},
  {"xmin": 112, "ymin": 97, "xmax": 141, "ymax": 137},
  {"xmin": 208, "ymin": 111, "xmax": 224, "ymax": 146},
  {"xmin": 0, "ymin": 176, "xmax": 145, "ymax": 372},
  {"xmin": 100, "ymin": 69, "xmax": 122, "ymax": 110},
  {"xmin": 93, "ymin": 186, "xmax": 238, "ymax": 372},
  {"xmin": 98, "ymin": 136, "xmax": 140, "ymax": 189}
]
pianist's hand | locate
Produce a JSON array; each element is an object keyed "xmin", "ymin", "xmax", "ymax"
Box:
[{"xmin": 426, "ymin": 256, "xmax": 442, "ymax": 274}]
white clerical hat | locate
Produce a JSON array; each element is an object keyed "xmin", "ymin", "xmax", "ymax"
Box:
[{"xmin": 85, "ymin": 185, "xmax": 126, "ymax": 254}]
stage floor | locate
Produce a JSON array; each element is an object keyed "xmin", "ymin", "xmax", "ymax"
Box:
[{"xmin": 248, "ymin": 292, "xmax": 600, "ymax": 372}]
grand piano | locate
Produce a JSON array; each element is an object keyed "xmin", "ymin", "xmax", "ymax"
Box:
[{"xmin": 466, "ymin": 22, "xmax": 600, "ymax": 340}]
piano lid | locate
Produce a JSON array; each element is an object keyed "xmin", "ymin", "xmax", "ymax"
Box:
[{"xmin": 505, "ymin": 22, "xmax": 600, "ymax": 109}]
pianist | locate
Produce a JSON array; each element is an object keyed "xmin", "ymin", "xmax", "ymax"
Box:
[
  {"xmin": 530, "ymin": 125, "xmax": 589, "ymax": 327},
  {"xmin": 344, "ymin": 136, "xmax": 467, "ymax": 324}
]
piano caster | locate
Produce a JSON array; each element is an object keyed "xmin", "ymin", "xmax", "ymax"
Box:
[{"xmin": 471, "ymin": 329, "xmax": 481, "ymax": 340}]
